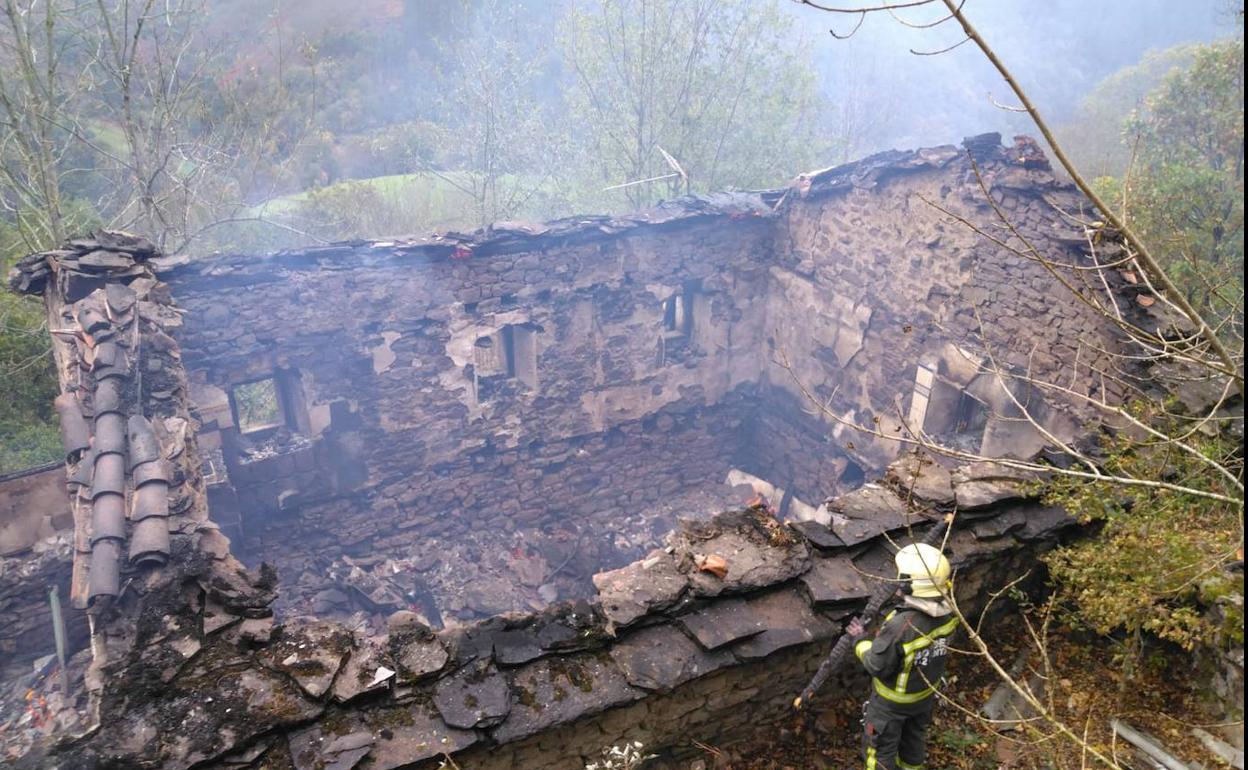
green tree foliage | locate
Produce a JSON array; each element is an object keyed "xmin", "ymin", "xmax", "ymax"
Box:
[
  {"xmin": 0, "ymin": 227, "xmax": 60, "ymax": 473},
  {"xmin": 1041, "ymin": 40, "xmax": 1244, "ymax": 674},
  {"xmin": 1044, "ymin": 417, "xmax": 1243, "ymax": 664},
  {"xmin": 420, "ymin": 0, "xmax": 573, "ymax": 227},
  {"xmin": 1121, "ymin": 39, "xmax": 1244, "ymax": 321},
  {"xmin": 1062, "ymin": 45, "xmax": 1200, "ymax": 178},
  {"xmin": 560, "ymin": 0, "xmax": 829, "ymax": 208},
  {"xmin": 1079, "ymin": 39, "xmax": 1244, "ymax": 322},
  {"xmin": 232, "ymin": 378, "xmax": 282, "ymax": 433}
]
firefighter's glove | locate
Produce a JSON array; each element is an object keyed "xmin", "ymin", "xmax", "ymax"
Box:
[{"xmin": 846, "ymin": 618, "xmax": 867, "ymax": 639}]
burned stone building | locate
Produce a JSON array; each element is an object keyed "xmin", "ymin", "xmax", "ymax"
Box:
[{"xmin": 0, "ymin": 134, "xmax": 1195, "ymax": 769}]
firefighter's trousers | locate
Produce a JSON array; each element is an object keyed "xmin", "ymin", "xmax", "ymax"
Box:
[{"xmin": 861, "ymin": 693, "xmax": 934, "ymax": 770}]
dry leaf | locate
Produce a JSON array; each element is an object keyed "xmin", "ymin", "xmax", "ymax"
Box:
[{"xmin": 694, "ymin": 553, "xmax": 729, "ymax": 579}]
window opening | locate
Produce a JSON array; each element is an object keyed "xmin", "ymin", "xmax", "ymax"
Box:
[
  {"xmin": 232, "ymin": 378, "xmax": 284, "ymax": 435},
  {"xmin": 474, "ymin": 324, "xmax": 539, "ymax": 398}
]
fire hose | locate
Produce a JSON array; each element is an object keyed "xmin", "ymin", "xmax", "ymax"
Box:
[{"xmin": 792, "ymin": 512, "xmax": 956, "ymax": 711}]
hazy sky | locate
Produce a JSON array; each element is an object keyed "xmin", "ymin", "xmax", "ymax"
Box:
[{"xmin": 786, "ymin": 0, "xmax": 1236, "ymax": 155}]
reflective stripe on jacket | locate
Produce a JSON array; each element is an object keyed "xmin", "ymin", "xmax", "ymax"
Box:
[{"xmin": 854, "ymin": 607, "xmax": 958, "ymax": 704}]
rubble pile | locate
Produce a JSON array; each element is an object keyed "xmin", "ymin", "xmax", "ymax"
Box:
[
  {"xmin": 10, "ymin": 454, "xmax": 1074, "ymax": 770},
  {"xmin": 265, "ymin": 483, "xmax": 746, "ymax": 625}
]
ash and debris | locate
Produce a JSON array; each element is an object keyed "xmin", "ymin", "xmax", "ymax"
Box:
[
  {"xmin": 262, "ymin": 483, "xmax": 749, "ymax": 631},
  {"xmin": 0, "ymin": 650, "xmax": 90, "ymax": 764},
  {"xmin": 235, "ymin": 428, "xmax": 316, "ymax": 465}
]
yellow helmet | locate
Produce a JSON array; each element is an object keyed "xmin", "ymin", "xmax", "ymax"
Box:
[{"xmin": 895, "ymin": 543, "xmax": 952, "ymax": 598}]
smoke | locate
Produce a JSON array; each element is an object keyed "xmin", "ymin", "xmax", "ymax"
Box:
[{"xmin": 793, "ymin": 0, "xmax": 1233, "ymax": 157}]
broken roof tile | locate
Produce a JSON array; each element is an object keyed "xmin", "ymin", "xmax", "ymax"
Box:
[
  {"xmin": 127, "ymin": 415, "xmax": 161, "ymax": 468},
  {"xmin": 55, "ymin": 393, "xmax": 90, "ymax": 458},
  {"xmin": 129, "ymin": 516, "xmax": 170, "ymax": 567},
  {"xmin": 93, "ymin": 412, "xmax": 127, "ymax": 455}
]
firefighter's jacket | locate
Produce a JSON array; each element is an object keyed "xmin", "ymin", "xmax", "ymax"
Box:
[{"xmin": 854, "ymin": 596, "xmax": 958, "ymax": 706}]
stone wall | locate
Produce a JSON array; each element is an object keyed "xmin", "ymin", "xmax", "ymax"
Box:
[
  {"xmin": 149, "ymin": 135, "xmax": 1135, "ymax": 610},
  {"xmin": 159, "ymin": 205, "xmax": 782, "ymax": 591},
  {"xmin": 0, "ymin": 534, "xmax": 79, "ymax": 668},
  {"xmin": 0, "ymin": 464, "xmax": 73, "ymax": 556},
  {"xmin": 763, "ymin": 138, "xmax": 1131, "ymax": 470},
  {"xmin": 0, "ymin": 406, "xmax": 80, "ymax": 672}
]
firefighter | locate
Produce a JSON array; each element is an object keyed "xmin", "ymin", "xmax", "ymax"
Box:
[{"xmin": 847, "ymin": 542, "xmax": 957, "ymax": 770}]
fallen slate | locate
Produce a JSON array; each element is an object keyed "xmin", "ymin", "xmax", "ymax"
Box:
[
  {"xmin": 76, "ymin": 250, "xmax": 135, "ymax": 271},
  {"xmin": 593, "ymin": 549, "xmax": 688, "ymax": 630},
  {"xmin": 256, "ymin": 619, "xmax": 352, "ymax": 699},
  {"xmin": 676, "ymin": 597, "xmax": 766, "ymax": 650},
  {"xmin": 789, "ymin": 520, "xmax": 844, "ymax": 550},
  {"xmin": 202, "ymin": 596, "xmax": 240, "ymax": 633},
  {"xmin": 288, "ymin": 703, "xmax": 477, "ymax": 770},
  {"xmin": 288, "ymin": 727, "xmax": 374, "ymax": 770},
  {"xmin": 1016, "ymin": 504, "xmax": 1077, "ymax": 542},
  {"xmin": 801, "ymin": 553, "xmax": 870, "ymax": 606},
  {"xmin": 952, "ymin": 463, "xmax": 1043, "ymax": 510},
  {"xmin": 432, "ymin": 661, "xmax": 512, "ymax": 729},
  {"xmin": 730, "ymin": 587, "xmax": 838, "ymax": 660},
  {"xmin": 105, "ymin": 282, "xmax": 137, "ymax": 314},
  {"xmin": 332, "ymin": 635, "xmax": 394, "ymax": 703},
  {"xmin": 440, "ymin": 616, "xmax": 508, "ymax": 667},
  {"xmin": 368, "ymin": 708, "xmax": 479, "ymax": 769},
  {"xmin": 971, "ymin": 508, "xmax": 1027, "ymax": 540},
  {"xmin": 491, "ymin": 653, "xmax": 642, "ymax": 744},
  {"xmin": 886, "ymin": 454, "xmax": 955, "ymax": 505},
  {"xmin": 154, "ymin": 665, "xmax": 323, "ymax": 770},
  {"xmin": 493, "ymin": 628, "xmax": 544, "ymax": 666},
  {"xmin": 394, "ymin": 634, "xmax": 449, "ymax": 680},
  {"xmin": 954, "ymin": 479, "xmax": 1029, "ymax": 509},
  {"xmin": 609, "ymin": 624, "xmax": 735, "ymax": 691},
  {"xmin": 678, "ymin": 516, "xmax": 810, "ymax": 598},
  {"xmin": 828, "ymin": 484, "xmax": 916, "ymax": 547}
]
